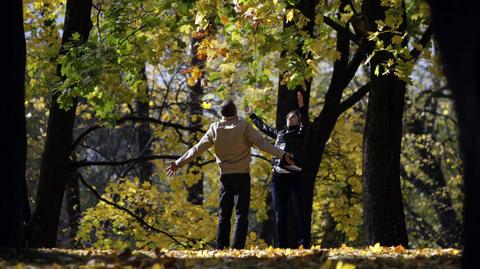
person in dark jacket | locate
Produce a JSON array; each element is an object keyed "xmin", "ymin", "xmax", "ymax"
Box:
[{"xmin": 244, "ymin": 91, "xmax": 308, "ymax": 248}]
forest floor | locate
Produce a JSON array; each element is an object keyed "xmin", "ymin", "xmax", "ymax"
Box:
[{"xmin": 0, "ymin": 246, "xmax": 461, "ymax": 269}]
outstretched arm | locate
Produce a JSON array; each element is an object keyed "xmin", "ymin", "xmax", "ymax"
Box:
[
  {"xmin": 245, "ymin": 124, "xmax": 296, "ymax": 165},
  {"xmin": 165, "ymin": 126, "xmax": 214, "ymax": 176},
  {"xmin": 244, "ymin": 106, "xmax": 278, "ymax": 139},
  {"xmin": 245, "ymin": 122, "xmax": 284, "ymax": 158}
]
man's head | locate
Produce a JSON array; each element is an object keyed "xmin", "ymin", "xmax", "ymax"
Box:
[{"xmin": 220, "ymin": 99, "xmax": 237, "ymax": 117}]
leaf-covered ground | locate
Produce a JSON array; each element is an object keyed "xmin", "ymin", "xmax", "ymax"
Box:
[{"xmin": 0, "ymin": 246, "xmax": 461, "ymax": 269}]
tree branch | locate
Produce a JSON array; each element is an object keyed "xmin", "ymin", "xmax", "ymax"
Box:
[
  {"xmin": 343, "ymin": 49, "xmax": 365, "ymax": 88},
  {"xmin": 71, "ymin": 116, "xmax": 204, "ymax": 151},
  {"xmin": 323, "ymin": 15, "xmax": 363, "ymax": 47},
  {"xmin": 410, "ymin": 24, "xmax": 433, "ymax": 61},
  {"xmin": 75, "ymin": 155, "xmax": 179, "ymax": 168},
  {"xmin": 337, "ymin": 82, "xmax": 370, "ymax": 114}
]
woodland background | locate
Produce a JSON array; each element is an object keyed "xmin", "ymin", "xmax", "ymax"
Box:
[{"xmin": 1, "ymin": 0, "xmax": 472, "ymax": 268}]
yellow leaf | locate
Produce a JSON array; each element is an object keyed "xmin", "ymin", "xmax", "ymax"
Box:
[
  {"xmin": 151, "ymin": 263, "xmax": 164, "ymax": 269},
  {"xmin": 286, "ymin": 9, "xmax": 294, "ymax": 22},
  {"xmin": 370, "ymin": 242, "xmax": 382, "ymax": 253},
  {"xmin": 201, "ymin": 102, "xmax": 212, "ymax": 110},
  {"xmin": 394, "ymin": 244, "xmax": 405, "ymax": 253},
  {"xmin": 336, "ymin": 261, "xmax": 356, "ymax": 269},
  {"xmin": 191, "ymin": 67, "xmax": 203, "ymax": 80},
  {"xmin": 179, "ymin": 24, "xmax": 192, "ymax": 34},
  {"xmin": 187, "ymin": 77, "xmax": 197, "ymax": 87}
]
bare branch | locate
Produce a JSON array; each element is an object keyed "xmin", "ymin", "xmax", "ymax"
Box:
[
  {"xmin": 75, "ymin": 155, "xmax": 179, "ymax": 168},
  {"xmin": 71, "ymin": 116, "xmax": 204, "ymax": 151}
]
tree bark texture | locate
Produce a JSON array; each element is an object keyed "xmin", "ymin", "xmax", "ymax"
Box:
[
  {"xmin": 361, "ymin": 0, "xmax": 409, "ymax": 247},
  {"xmin": 28, "ymin": 0, "xmax": 92, "ymax": 247}
]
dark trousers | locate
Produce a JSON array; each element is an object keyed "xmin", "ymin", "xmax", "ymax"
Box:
[
  {"xmin": 271, "ymin": 171, "xmax": 307, "ymax": 248},
  {"xmin": 216, "ymin": 173, "xmax": 251, "ymax": 249}
]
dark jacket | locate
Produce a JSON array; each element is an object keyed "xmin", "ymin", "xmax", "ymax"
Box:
[{"xmin": 249, "ymin": 106, "xmax": 308, "ymax": 171}]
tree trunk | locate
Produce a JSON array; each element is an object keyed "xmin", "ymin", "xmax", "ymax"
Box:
[
  {"xmin": 186, "ymin": 27, "xmax": 209, "ymax": 205},
  {"xmin": 303, "ymin": 110, "xmax": 345, "ymax": 247},
  {"xmin": 362, "ymin": 63, "xmax": 408, "ymax": 246},
  {"xmin": 55, "ymin": 168, "xmax": 81, "ymax": 248},
  {"xmin": 275, "ymin": 0, "xmax": 317, "ymax": 248},
  {"xmin": 426, "ymin": 2, "xmax": 480, "ymax": 268},
  {"xmin": 361, "ymin": 0, "xmax": 409, "ymax": 247},
  {"xmin": 136, "ymin": 67, "xmax": 153, "ymax": 181},
  {"xmin": 28, "ymin": 0, "xmax": 92, "ymax": 247},
  {"xmin": 0, "ymin": 0, "xmax": 30, "ymax": 248}
]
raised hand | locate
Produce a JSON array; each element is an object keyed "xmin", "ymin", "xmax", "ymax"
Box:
[
  {"xmin": 284, "ymin": 153, "xmax": 295, "ymax": 166},
  {"xmin": 244, "ymin": 105, "xmax": 253, "ymax": 115},
  {"xmin": 297, "ymin": 91, "xmax": 304, "ymax": 108},
  {"xmin": 165, "ymin": 161, "xmax": 179, "ymax": 176}
]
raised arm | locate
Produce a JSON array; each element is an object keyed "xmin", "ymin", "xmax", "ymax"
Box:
[
  {"xmin": 166, "ymin": 125, "xmax": 214, "ymax": 176},
  {"xmin": 244, "ymin": 106, "xmax": 277, "ymax": 139},
  {"xmin": 297, "ymin": 91, "xmax": 309, "ymax": 135}
]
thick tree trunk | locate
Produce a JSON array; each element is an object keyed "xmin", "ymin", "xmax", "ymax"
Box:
[
  {"xmin": 0, "ymin": 0, "xmax": 30, "ymax": 248},
  {"xmin": 426, "ymin": 2, "xmax": 480, "ymax": 268},
  {"xmin": 55, "ymin": 168, "xmax": 81, "ymax": 248},
  {"xmin": 362, "ymin": 63, "xmax": 408, "ymax": 246},
  {"xmin": 28, "ymin": 0, "xmax": 92, "ymax": 247},
  {"xmin": 361, "ymin": 0, "xmax": 409, "ymax": 247}
]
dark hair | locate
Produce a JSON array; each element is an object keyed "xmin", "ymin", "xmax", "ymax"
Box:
[
  {"xmin": 220, "ymin": 99, "xmax": 237, "ymax": 117},
  {"xmin": 286, "ymin": 109, "xmax": 299, "ymax": 120}
]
